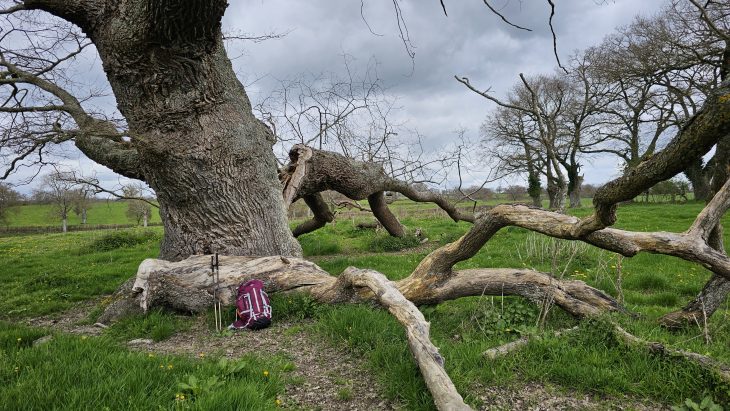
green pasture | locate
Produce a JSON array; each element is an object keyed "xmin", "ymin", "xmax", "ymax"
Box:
[
  {"xmin": 3, "ymin": 201, "xmax": 162, "ymax": 228},
  {"xmin": 1, "ymin": 200, "xmax": 729, "ymax": 409}
]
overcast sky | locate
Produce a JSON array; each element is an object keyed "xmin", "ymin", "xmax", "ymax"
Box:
[{"xmin": 5, "ymin": 0, "xmax": 670, "ymax": 195}]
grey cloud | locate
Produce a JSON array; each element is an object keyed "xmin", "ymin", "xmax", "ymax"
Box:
[{"xmin": 6, "ymin": 0, "xmax": 674, "ymax": 192}]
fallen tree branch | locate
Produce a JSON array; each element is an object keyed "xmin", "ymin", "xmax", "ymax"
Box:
[
  {"xmin": 280, "ymin": 145, "xmax": 474, "ymax": 237},
  {"xmin": 101, "ymin": 246, "xmax": 623, "ymax": 411},
  {"xmin": 612, "ymin": 325, "xmax": 730, "ymax": 384},
  {"xmin": 482, "ymin": 327, "xmax": 579, "ymax": 359},
  {"xmin": 291, "ymin": 193, "xmax": 335, "ymax": 237},
  {"xmin": 339, "ymin": 267, "xmax": 471, "ymax": 411},
  {"xmin": 578, "ymin": 79, "xmax": 730, "ymax": 235},
  {"xmin": 110, "ymin": 255, "xmax": 621, "ymax": 320},
  {"xmin": 660, "ymin": 135, "xmax": 730, "ymax": 329}
]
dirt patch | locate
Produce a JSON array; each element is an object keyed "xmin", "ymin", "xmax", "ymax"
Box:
[
  {"xmin": 142, "ymin": 317, "xmax": 400, "ymax": 410},
  {"xmin": 474, "ymin": 382, "xmax": 669, "ymax": 410},
  {"xmin": 24, "ymin": 299, "xmax": 105, "ymax": 335}
]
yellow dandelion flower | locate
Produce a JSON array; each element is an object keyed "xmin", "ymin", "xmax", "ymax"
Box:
[
  {"xmin": 263, "ymin": 370, "xmax": 269, "ymax": 377},
  {"xmin": 148, "ymin": 353, "xmax": 154, "ymax": 358},
  {"xmin": 198, "ymin": 353, "xmax": 205, "ymax": 358},
  {"xmin": 159, "ymin": 365, "xmax": 164, "ymax": 369},
  {"xmin": 16, "ymin": 338, "xmax": 21, "ymax": 342},
  {"xmin": 81, "ymin": 336, "xmax": 87, "ymax": 340},
  {"xmin": 275, "ymin": 399, "xmax": 282, "ymax": 406},
  {"xmin": 167, "ymin": 364, "xmax": 173, "ymax": 370}
]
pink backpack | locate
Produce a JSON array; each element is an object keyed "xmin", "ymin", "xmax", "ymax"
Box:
[{"xmin": 229, "ymin": 279, "xmax": 272, "ymax": 330}]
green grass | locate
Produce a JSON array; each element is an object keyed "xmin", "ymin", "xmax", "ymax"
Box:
[
  {"xmin": 3, "ymin": 200, "xmax": 730, "ymax": 409},
  {"xmin": 0, "ymin": 227, "xmax": 162, "ymax": 319},
  {"xmin": 104, "ymin": 309, "xmax": 191, "ymax": 342},
  {"xmin": 0, "ymin": 321, "xmax": 290, "ymax": 410},
  {"xmin": 3, "ymin": 201, "xmax": 161, "ymax": 228}
]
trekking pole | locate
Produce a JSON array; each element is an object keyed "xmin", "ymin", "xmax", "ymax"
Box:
[
  {"xmin": 210, "ymin": 253, "xmax": 222, "ymax": 332},
  {"xmin": 215, "ymin": 252, "xmax": 222, "ymax": 331}
]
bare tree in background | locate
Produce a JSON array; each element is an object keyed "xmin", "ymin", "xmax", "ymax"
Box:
[
  {"xmin": 503, "ymin": 185, "xmax": 527, "ymax": 201},
  {"xmin": 71, "ymin": 184, "xmax": 93, "ymax": 224},
  {"xmin": 481, "ymin": 106, "xmax": 543, "ymax": 207},
  {"xmin": 123, "ymin": 183, "xmax": 152, "ymax": 227},
  {"xmin": 586, "ymin": 1, "xmax": 727, "ymax": 199},
  {"xmin": 39, "ymin": 171, "xmax": 75, "ymax": 232},
  {"xmin": 462, "ymin": 73, "xmax": 573, "ymax": 209}
]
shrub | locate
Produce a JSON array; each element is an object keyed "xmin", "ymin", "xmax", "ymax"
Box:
[
  {"xmin": 83, "ymin": 229, "xmax": 160, "ymax": 252},
  {"xmin": 300, "ymin": 237, "xmax": 342, "ymax": 256},
  {"xmin": 368, "ymin": 235, "xmax": 421, "ymax": 252}
]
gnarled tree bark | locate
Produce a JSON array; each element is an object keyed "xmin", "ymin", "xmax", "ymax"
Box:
[{"xmin": 17, "ymin": 0, "xmax": 302, "ymax": 261}]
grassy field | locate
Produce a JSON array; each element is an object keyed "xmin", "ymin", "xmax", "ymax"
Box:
[
  {"xmin": 3, "ymin": 201, "xmax": 162, "ymax": 228},
  {"xmin": 1, "ymin": 321, "xmax": 291, "ymax": 410},
  {"xmin": 1, "ymin": 200, "xmax": 729, "ymax": 409}
]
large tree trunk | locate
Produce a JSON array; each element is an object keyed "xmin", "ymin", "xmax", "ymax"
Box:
[
  {"xmin": 684, "ymin": 157, "xmax": 713, "ymax": 202},
  {"xmin": 546, "ymin": 181, "xmax": 566, "ymax": 210},
  {"xmin": 86, "ymin": 2, "xmax": 301, "ymax": 260},
  {"xmin": 567, "ymin": 171, "xmax": 583, "ymax": 209}
]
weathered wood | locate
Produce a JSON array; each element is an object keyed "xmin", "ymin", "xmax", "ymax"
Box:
[
  {"xmin": 282, "ymin": 145, "xmax": 313, "ymax": 209},
  {"xmin": 113, "ymin": 255, "xmax": 621, "ymax": 321},
  {"xmin": 340, "ymin": 267, "xmax": 472, "ymax": 411}
]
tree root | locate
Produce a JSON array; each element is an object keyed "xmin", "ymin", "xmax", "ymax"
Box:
[{"xmin": 482, "ymin": 322, "xmax": 730, "ymax": 386}]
